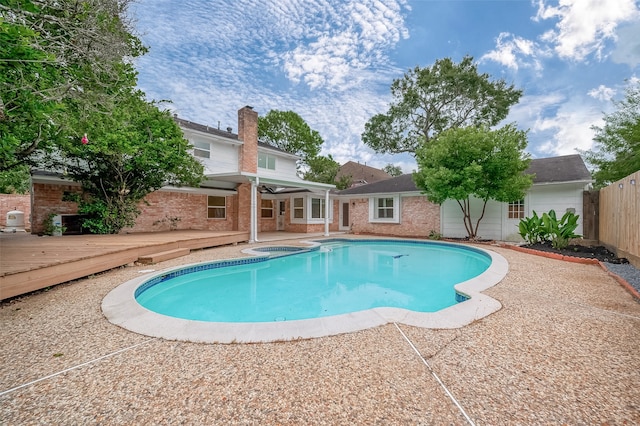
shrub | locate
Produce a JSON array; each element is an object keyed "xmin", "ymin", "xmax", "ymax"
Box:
[
  {"xmin": 542, "ymin": 210, "xmax": 581, "ymax": 249},
  {"xmin": 519, "ymin": 209, "xmax": 581, "ymax": 249},
  {"xmin": 518, "ymin": 211, "xmax": 546, "ymax": 244}
]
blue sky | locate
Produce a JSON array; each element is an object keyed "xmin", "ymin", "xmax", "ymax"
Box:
[{"xmin": 130, "ymin": 0, "xmax": 640, "ymax": 173}]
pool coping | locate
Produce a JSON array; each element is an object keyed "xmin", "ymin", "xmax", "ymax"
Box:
[{"xmin": 102, "ymin": 239, "xmax": 508, "ymax": 343}]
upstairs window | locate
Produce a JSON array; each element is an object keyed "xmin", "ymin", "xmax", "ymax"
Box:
[
  {"xmin": 508, "ymin": 199, "xmax": 525, "ymax": 219},
  {"xmin": 207, "ymin": 196, "xmax": 226, "ymax": 219},
  {"xmin": 193, "ymin": 141, "xmax": 210, "ymax": 158},
  {"xmin": 258, "ymin": 152, "xmax": 276, "ymax": 170}
]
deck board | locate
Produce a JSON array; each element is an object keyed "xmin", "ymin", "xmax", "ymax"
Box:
[{"xmin": 0, "ymin": 230, "xmax": 249, "ymax": 300}]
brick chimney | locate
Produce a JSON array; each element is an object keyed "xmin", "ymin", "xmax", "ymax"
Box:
[{"xmin": 238, "ymin": 106, "xmax": 258, "ymax": 173}]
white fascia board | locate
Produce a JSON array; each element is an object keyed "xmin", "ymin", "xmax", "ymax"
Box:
[
  {"xmin": 30, "ymin": 173, "xmax": 81, "ymax": 186},
  {"xmin": 532, "ymin": 179, "xmax": 593, "ymax": 187},
  {"xmin": 258, "ymin": 145, "xmax": 301, "ymax": 160},
  {"xmin": 258, "ymin": 176, "xmax": 335, "ymax": 191},
  {"xmin": 182, "ymin": 128, "xmax": 242, "ymax": 146}
]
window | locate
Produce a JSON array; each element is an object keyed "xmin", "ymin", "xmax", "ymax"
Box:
[
  {"xmin": 193, "ymin": 141, "xmax": 210, "ymax": 158},
  {"xmin": 311, "ymin": 198, "xmax": 326, "ymax": 219},
  {"xmin": 376, "ymin": 197, "xmax": 394, "ymax": 219},
  {"xmin": 293, "ymin": 197, "xmax": 304, "ymax": 219},
  {"xmin": 207, "ymin": 196, "xmax": 226, "ymax": 219},
  {"xmin": 261, "ymin": 199, "xmax": 274, "ymax": 218},
  {"xmin": 369, "ymin": 196, "xmax": 399, "ymax": 223},
  {"xmin": 508, "ymin": 199, "xmax": 525, "ymax": 219},
  {"xmin": 258, "ymin": 152, "xmax": 276, "ymax": 170}
]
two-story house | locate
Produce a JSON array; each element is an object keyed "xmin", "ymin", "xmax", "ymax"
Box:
[{"xmin": 29, "ymin": 106, "xmax": 336, "ymax": 241}]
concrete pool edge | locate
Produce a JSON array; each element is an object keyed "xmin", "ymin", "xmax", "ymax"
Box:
[{"xmin": 102, "ymin": 241, "xmax": 508, "ymax": 343}]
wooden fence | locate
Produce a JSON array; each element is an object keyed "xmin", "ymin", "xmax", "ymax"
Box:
[
  {"xmin": 599, "ymin": 170, "xmax": 640, "ymax": 268},
  {"xmin": 582, "ymin": 190, "xmax": 599, "ymax": 241}
]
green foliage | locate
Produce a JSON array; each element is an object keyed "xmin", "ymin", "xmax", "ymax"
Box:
[
  {"xmin": 43, "ymin": 213, "xmax": 65, "ymax": 236},
  {"xmin": 303, "ymin": 154, "xmax": 340, "ymax": 186},
  {"xmin": 383, "ymin": 164, "xmax": 403, "ymax": 177},
  {"xmin": 0, "ymin": 12, "xmax": 63, "ymax": 171},
  {"xmin": 1, "ymin": 0, "xmax": 146, "ymax": 172},
  {"xmin": 428, "ymin": 230, "xmax": 442, "ymax": 240},
  {"xmin": 76, "ymin": 197, "xmax": 137, "ymax": 234},
  {"xmin": 47, "ymin": 91, "xmax": 204, "ymax": 234},
  {"xmin": 518, "ymin": 211, "xmax": 545, "ymax": 244},
  {"xmin": 362, "ymin": 55, "xmax": 522, "ymax": 156},
  {"xmin": 414, "ymin": 124, "xmax": 532, "ymax": 239},
  {"xmin": 258, "ymin": 110, "xmax": 323, "ymax": 172},
  {"xmin": 518, "ymin": 210, "xmax": 581, "ymax": 249},
  {"xmin": 335, "ymin": 175, "xmax": 352, "ymax": 190},
  {"xmin": 583, "ymin": 79, "xmax": 640, "ymax": 188},
  {"xmin": 0, "ymin": 165, "xmax": 30, "ymax": 194},
  {"xmin": 541, "ymin": 210, "xmax": 581, "ymax": 249}
]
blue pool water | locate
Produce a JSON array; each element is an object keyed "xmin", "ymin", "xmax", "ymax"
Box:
[{"xmin": 135, "ymin": 240, "xmax": 491, "ymax": 322}]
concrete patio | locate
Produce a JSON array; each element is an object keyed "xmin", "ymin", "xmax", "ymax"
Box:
[{"xmin": 1, "ymin": 237, "xmax": 639, "ymax": 424}]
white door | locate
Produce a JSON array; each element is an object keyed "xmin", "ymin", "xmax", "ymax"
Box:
[{"xmin": 277, "ymin": 200, "xmax": 286, "ymax": 231}]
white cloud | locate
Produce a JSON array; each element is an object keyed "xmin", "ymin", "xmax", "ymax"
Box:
[
  {"xmin": 280, "ymin": 0, "xmax": 410, "ymax": 91},
  {"xmin": 588, "ymin": 85, "xmax": 616, "ymax": 101},
  {"xmin": 481, "ymin": 32, "xmax": 547, "ymax": 71},
  {"xmin": 525, "ymin": 96, "xmax": 604, "ymax": 156},
  {"xmin": 533, "ymin": 0, "xmax": 640, "ymax": 61}
]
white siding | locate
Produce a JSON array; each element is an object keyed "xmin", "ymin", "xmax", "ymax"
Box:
[
  {"xmin": 527, "ymin": 183, "xmax": 587, "ymax": 236},
  {"xmin": 258, "ymin": 151, "xmax": 299, "ymax": 180},
  {"xmin": 182, "ymin": 129, "xmax": 240, "ymax": 174},
  {"xmin": 441, "ymin": 182, "xmax": 588, "ymax": 241},
  {"xmin": 441, "ymin": 198, "xmax": 503, "ymax": 240},
  {"xmin": 202, "ymin": 140, "xmax": 239, "ymax": 174}
]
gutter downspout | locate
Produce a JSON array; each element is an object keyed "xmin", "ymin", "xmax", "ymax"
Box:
[
  {"xmin": 324, "ymin": 189, "xmax": 330, "ymax": 237},
  {"xmin": 250, "ymin": 177, "xmax": 259, "ymax": 243}
]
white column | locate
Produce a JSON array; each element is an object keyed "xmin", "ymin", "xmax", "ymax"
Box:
[
  {"xmin": 324, "ymin": 189, "xmax": 330, "ymax": 236},
  {"xmin": 250, "ymin": 178, "xmax": 259, "ymax": 243}
]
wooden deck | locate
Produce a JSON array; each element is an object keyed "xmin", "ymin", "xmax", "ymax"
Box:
[{"xmin": 0, "ymin": 230, "xmax": 249, "ymax": 300}]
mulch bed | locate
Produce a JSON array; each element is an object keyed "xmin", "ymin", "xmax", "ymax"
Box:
[{"xmin": 522, "ymin": 241, "xmax": 629, "ymax": 264}]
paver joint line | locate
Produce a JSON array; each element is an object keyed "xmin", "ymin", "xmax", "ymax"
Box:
[
  {"xmin": 0, "ymin": 338, "xmax": 156, "ymax": 397},
  {"xmin": 394, "ymin": 322, "xmax": 476, "ymax": 426}
]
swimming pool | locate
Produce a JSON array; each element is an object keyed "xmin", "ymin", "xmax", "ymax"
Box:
[
  {"xmin": 103, "ymin": 238, "xmax": 508, "ymax": 343},
  {"xmin": 136, "ymin": 240, "xmax": 489, "ymax": 322}
]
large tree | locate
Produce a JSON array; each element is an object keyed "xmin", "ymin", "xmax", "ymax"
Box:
[
  {"xmin": 50, "ymin": 90, "xmax": 204, "ymax": 234},
  {"xmin": 0, "ymin": 0, "xmax": 145, "ymax": 171},
  {"xmin": 383, "ymin": 163, "xmax": 403, "ymax": 177},
  {"xmin": 413, "ymin": 124, "xmax": 532, "ymax": 240},
  {"xmin": 258, "ymin": 110, "xmax": 322, "ymax": 171},
  {"xmin": 2, "ymin": 0, "xmax": 204, "ymax": 233},
  {"xmin": 583, "ymin": 79, "xmax": 640, "ymax": 188},
  {"xmin": 258, "ymin": 109, "xmax": 341, "ymax": 185},
  {"xmin": 362, "ymin": 55, "xmax": 522, "ymax": 156}
]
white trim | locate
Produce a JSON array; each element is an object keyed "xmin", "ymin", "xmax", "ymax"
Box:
[
  {"xmin": 369, "ymin": 195, "xmax": 400, "ymax": 223},
  {"xmin": 324, "ymin": 190, "xmax": 330, "ymax": 236},
  {"xmin": 250, "ymin": 178, "xmax": 258, "ymax": 243}
]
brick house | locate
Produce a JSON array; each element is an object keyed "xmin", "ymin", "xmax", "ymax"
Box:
[
  {"xmin": 335, "ymin": 154, "xmax": 592, "ymax": 241},
  {"xmin": 26, "ymin": 104, "xmax": 592, "ymax": 242},
  {"xmin": 336, "ymin": 174, "xmax": 440, "ymax": 238},
  {"xmin": 30, "ymin": 106, "xmax": 336, "ymax": 241}
]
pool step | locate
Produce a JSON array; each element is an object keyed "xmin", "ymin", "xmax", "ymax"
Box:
[{"xmin": 138, "ymin": 248, "xmax": 191, "ymax": 264}]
